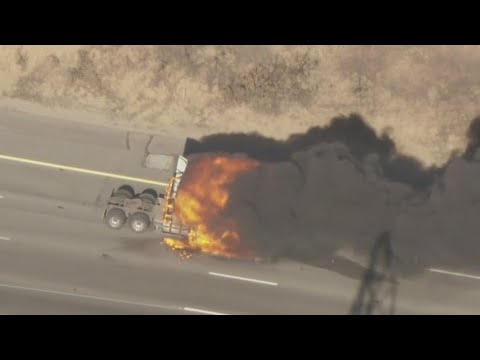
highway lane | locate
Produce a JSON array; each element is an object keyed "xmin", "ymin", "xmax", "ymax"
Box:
[
  {"xmin": 1, "ymin": 107, "xmax": 480, "ymax": 314},
  {"xmin": 1, "ymin": 184, "xmax": 480, "ymax": 315},
  {"xmin": 0, "ymin": 201, "xmax": 352, "ymax": 315},
  {"xmin": 0, "ymin": 284, "xmax": 187, "ymax": 315}
]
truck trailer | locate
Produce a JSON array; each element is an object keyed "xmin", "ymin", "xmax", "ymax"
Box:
[{"xmin": 102, "ymin": 155, "xmax": 192, "ymax": 240}]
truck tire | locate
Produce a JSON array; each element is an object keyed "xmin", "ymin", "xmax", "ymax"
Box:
[
  {"xmin": 114, "ymin": 185, "xmax": 135, "ymax": 199},
  {"xmin": 128, "ymin": 212, "xmax": 151, "ymax": 233},
  {"xmin": 139, "ymin": 188, "xmax": 158, "ymax": 204},
  {"xmin": 105, "ymin": 208, "xmax": 127, "ymax": 230},
  {"xmin": 141, "ymin": 188, "xmax": 158, "ymax": 199},
  {"xmin": 138, "ymin": 189, "xmax": 157, "ymax": 205}
]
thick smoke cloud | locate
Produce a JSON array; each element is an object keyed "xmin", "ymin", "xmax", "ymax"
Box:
[
  {"xmin": 463, "ymin": 116, "xmax": 480, "ymax": 161},
  {"xmin": 186, "ymin": 114, "xmax": 480, "ymax": 274},
  {"xmin": 392, "ymin": 116, "xmax": 480, "ymax": 271},
  {"xmin": 185, "ymin": 114, "xmax": 442, "ymax": 190}
]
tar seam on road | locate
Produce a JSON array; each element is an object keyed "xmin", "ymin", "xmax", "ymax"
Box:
[
  {"xmin": 0, "ymin": 282, "xmax": 216, "ymax": 314},
  {"xmin": 0, "ymin": 154, "xmax": 168, "ymax": 187},
  {"xmin": 0, "ymin": 236, "xmax": 11, "ymax": 241},
  {"xmin": 208, "ymin": 272, "xmax": 278, "ymax": 286},
  {"xmin": 429, "ymin": 268, "xmax": 480, "ymax": 281},
  {"xmin": 183, "ymin": 307, "xmax": 228, "ymax": 315}
]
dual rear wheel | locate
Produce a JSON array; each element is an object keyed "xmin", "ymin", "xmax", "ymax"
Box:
[
  {"xmin": 105, "ymin": 186, "xmax": 157, "ymax": 233},
  {"xmin": 105, "ymin": 209, "xmax": 151, "ymax": 233}
]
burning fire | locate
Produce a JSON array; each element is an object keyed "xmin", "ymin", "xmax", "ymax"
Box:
[{"xmin": 164, "ymin": 155, "xmax": 260, "ymax": 258}]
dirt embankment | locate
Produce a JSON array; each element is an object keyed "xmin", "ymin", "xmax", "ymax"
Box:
[{"xmin": 1, "ymin": 45, "xmax": 479, "ymax": 166}]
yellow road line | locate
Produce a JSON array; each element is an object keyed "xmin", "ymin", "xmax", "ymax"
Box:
[{"xmin": 0, "ymin": 154, "xmax": 168, "ymax": 187}]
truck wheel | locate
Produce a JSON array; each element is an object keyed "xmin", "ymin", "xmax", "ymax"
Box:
[
  {"xmin": 138, "ymin": 193, "xmax": 157, "ymax": 205},
  {"xmin": 106, "ymin": 208, "xmax": 127, "ymax": 230},
  {"xmin": 141, "ymin": 188, "xmax": 158, "ymax": 199},
  {"xmin": 128, "ymin": 212, "xmax": 151, "ymax": 233},
  {"xmin": 139, "ymin": 188, "xmax": 158, "ymax": 205},
  {"xmin": 114, "ymin": 185, "xmax": 135, "ymax": 199}
]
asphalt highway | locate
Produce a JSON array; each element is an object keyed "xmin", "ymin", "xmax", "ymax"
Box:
[{"xmin": 0, "ymin": 107, "xmax": 479, "ymax": 314}]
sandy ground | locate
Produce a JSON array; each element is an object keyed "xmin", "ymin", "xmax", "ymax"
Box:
[{"xmin": 1, "ymin": 45, "xmax": 479, "ymax": 166}]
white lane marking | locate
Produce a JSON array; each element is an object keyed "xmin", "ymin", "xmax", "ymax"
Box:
[
  {"xmin": 0, "ymin": 195, "xmax": 4, "ymax": 199},
  {"xmin": 0, "ymin": 282, "xmax": 181, "ymax": 312},
  {"xmin": 209, "ymin": 272, "xmax": 278, "ymax": 286},
  {"xmin": 429, "ymin": 268, "xmax": 480, "ymax": 281},
  {"xmin": 0, "ymin": 236, "xmax": 11, "ymax": 241},
  {"xmin": 0, "ymin": 154, "xmax": 168, "ymax": 187},
  {"xmin": 183, "ymin": 307, "xmax": 228, "ymax": 315}
]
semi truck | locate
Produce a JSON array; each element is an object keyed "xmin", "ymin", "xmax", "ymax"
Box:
[{"xmin": 102, "ymin": 155, "xmax": 192, "ymax": 240}]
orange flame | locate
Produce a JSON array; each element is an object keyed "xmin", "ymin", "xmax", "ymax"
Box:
[{"xmin": 164, "ymin": 155, "xmax": 260, "ymax": 258}]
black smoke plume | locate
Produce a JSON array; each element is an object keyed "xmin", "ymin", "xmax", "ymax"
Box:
[
  {"xmin": 185, "ymin": 114, "xmax": 443, "ymax": 190},
  {"xmin": 463, "ymin": 115, "xmax": 480, "ymax": 161},
  {"xmin": 184, "ymin": 114, "xmax": 480, "ymax": 275}
]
